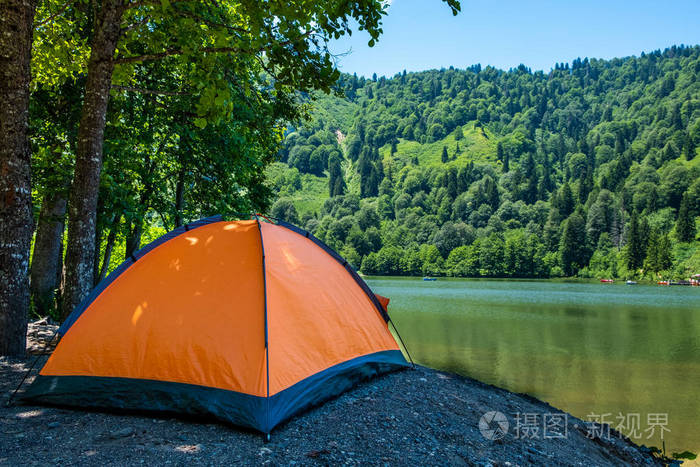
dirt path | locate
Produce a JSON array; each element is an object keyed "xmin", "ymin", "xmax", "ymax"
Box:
[{"xmin": 0, "ymin": 352, "xmax": 666, "ymax": 466}]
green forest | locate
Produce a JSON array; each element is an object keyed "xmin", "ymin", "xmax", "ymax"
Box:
[
  {"xmin": 0, "ymin": 0, "xmax": 459, "ymax": 356},
  {"xmin": 270, "ymin": 45, "xmax": 700, "ymax": 280}
]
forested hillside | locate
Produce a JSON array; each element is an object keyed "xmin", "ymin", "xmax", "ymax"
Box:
[{"xmin": 270, "ymin": 45, "xmax": 700, "ymax": 279}]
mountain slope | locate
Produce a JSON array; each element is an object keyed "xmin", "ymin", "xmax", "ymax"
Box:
[{"xmin": 269, "ymin": 45, "xmax": 700, "ymax": 279}]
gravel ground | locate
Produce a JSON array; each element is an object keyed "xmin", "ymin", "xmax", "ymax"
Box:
[{"xmin": 0, "ymin": 324, "xmax": 669, "ymax": 466}]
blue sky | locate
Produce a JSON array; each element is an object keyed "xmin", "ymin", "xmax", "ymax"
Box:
[{"xmin": 330, "ymin": 0, "xmax": 700, "ymax": 78}]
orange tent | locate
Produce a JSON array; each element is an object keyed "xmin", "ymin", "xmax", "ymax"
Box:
[{"xmin": 23, "ymin": 216, "xmax": 409, "ymax": 435}]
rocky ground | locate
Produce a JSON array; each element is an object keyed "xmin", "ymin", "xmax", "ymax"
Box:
[{"xmin": 0, "ymin": 324, "xmax": 671, "ymax": 466}]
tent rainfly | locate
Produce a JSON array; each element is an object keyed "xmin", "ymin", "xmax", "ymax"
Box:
[{"xmin": 22, "ymin": 216, "xmax": 409, "ymax": 436}]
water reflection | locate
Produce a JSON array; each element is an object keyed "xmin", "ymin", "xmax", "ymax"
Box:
[{"xmin": 369, "ymin": 277, "xmax": 700, "ymax": 454}]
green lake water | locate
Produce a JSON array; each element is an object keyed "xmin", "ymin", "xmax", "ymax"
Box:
[{"xmin": 366, "ymin": 277, "xmax": 700, "ymax": 454}]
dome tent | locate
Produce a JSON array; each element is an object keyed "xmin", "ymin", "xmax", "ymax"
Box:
[{"xmin": 22, "ymin": 215, "xmax": 409, "ymax": 436}]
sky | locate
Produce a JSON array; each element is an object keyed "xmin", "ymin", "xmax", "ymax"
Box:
[{"xmin": 329, "ymin": 0, "xmax": 700, "ymax": 78}]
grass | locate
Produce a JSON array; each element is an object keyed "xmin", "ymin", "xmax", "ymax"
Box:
[
  {"xmin": 294, "ymin": 173, "xmax": 329, "ymax": 214},
  {"xmin": 266, "ymin": 162, "xmax": 329, "ymax": 215},
  {"xmin": 272, "ymin": 120, "xmax": 505, "ymax": 215},
  {"xmin": 307, "ymin": 92, "xmax": 359, "ymax": 134},
  {"xmin": 380, "ymin": 122, "xmax": 499, "ymax": 168}
]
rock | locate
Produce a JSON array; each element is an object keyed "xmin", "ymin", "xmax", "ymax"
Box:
[
  {"xmin": 110, "ymin": 427, "xmax": 134, "ymax": 439},
  {"xmin": 259, "ymin": 447, "xmax": 272, "ymax": 456},
  {"xmin": 175, "ymin": 444, "xmax": 202, "ymax": 453},
  {"xmin": 305, "ymin": 449, "xmax": 330, "ymax": 458}
]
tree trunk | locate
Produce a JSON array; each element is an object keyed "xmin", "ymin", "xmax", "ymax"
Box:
[
  {"xmin": 30, "ymin": 193, "xmax": 67, "ymax": 316},
  {"xmin": 174, "ymin": 165, "xmax": 185, "ymax": 227},
  {"xmin": 61, "ymin": 0, "xmax": 124, "ymax": 319},
  {"xmin": 125, "ymin": 221, "xmax": 143, "ymax": 258},
  {"xmin": 0, "ymin": 0, "xmax": 36, "ymax": 356},
  {"xmin": 92, "ymin": 201, "xmax": 104, "ymax": 284},
  {"xmin": 96, "ymin": 215, "xmax": 119, "ymax": 284}
]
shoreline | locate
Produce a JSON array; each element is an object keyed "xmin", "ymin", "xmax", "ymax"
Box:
[
  {"xmin": 1, "ymin": 355, "xmax": 667, "ymax": 466},
  {"xmin": 363, "ymin": 275, "xmax": 700, "ymax": 285}
]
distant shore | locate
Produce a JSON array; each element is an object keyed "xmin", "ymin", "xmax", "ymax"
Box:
[{"xmin": 363, "ymin": 274, "xmax": 700, "ymax": 285}]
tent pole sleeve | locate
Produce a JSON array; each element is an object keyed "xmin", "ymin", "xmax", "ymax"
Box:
[{"xmin": 256, "ymin": 216, "xmax": 271, "ymax": 437}]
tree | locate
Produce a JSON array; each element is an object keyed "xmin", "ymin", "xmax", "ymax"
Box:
[
  {"xmin": 479, "ymin": 234, "xmax": 505, "ymax": 276},
  {"xmin": 58, "ymin": 0, "xmax": 460, "ymax": 317},
  {"xmin": 271, "ymin": 199, "xmax": 300, "ymax": 225},
  {"xmin": 676, "ymin": 193, "xmax": 696, "ymax": 242},
  {"xmin": 441, "ymin": 145, "xmax": 449, "ymax": 163},
  {"xmin": 645, "ymin": 230, "xmax": 673, "ymax": 274},
  {"xmin": 28, "ymin": 79, "xmax": 82, "ymax": 316},
  {"xmin": 432, "ymin": 221, "xmax": 474, "ymax": 257},
  {"xmin": 559, "ymin": 210, "xmax": 588, "ymax": 276},
  {"xmin": 483, "ymin": 176, "xmax": 500, "ymax": 211},
  {"xmin": 0, "ymin": 0, "xmax": 37, "ymax": 355},
  {"xmin": 625, "ymin": 211, "xmax": 646, "ymax": 271},
  {"xmin": 586, "ymin": 189, "xmax": 614, "ymax": 246},
  {"xmin": 30, "ymin": 192, "xmax": 67, "ymax": 316},
  {"xmin": 329, "ymin": 156, "xmax": 346, "ymax": 197},
  {"xmin": 556, "ymin": 183, "xmax": 575, "ymax": 218},
  {"xmin": 683, "ymin": 132, "xmax": 696, "ymax": 161}
]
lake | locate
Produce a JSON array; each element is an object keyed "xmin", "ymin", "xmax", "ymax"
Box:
[{"xmin": 366, "ymin": 277, "xmax": 700, "ymax": 455}]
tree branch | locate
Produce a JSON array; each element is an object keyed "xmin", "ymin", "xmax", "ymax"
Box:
[
  {"xmin": 111, "ymin": 84, "xmax": 190, "ymax": 96},
  {"xmin": 125, "ymin": 0, "xmax": 189, "ymax": 10},
  {"xmin": 35, "ymin": 0, "xmax": 79, "ymax": 26},
  {"xmin": 113, "ymin": 46, "xmax": 243, "ymax": 64},
  {"xmin": 113, "ymin": 31, "xmax": 311, "ymax": 64},
  {"xmin": 172, "ymin": 10, "xmax": 249, "ymax": 36},
  {"xmin": 121, "ymin": 16, "xmax": 151, "ymax": 35}
]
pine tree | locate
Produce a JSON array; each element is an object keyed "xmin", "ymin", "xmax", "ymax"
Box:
[
  {"xmin": 328, "ymin": 154, "xmax": 346, "ymax": 197},
  {"xmin": 447, "ymin": 167, "xmax": 458, "ymax": 200},
  {"xmin": 441, "ymin": 145, "xmax": 449, "ymax": 163},
  {"xmin": 684, "ymin": 132, "xmax": 696, "ymax": 161},
  {"xmin": 645, "ymin": 230, "xmax": 673, "ymax": 274},
  {"xmin": 558, "ymin": 183, "xmax": 575, "ymax": 217},
  {"xmin": 657, "ymin": 234, "xmax": 673, "ymax": 271},
  {"xmin": 671, "ymin": 103, "xmax": 683, "ymax": 130},
  {"xmin": 484, "ymin": 176, "xmax": 500, "ymax": 211},
  {"xmin": 578, "ymin": 167, "xmax": 593, "ymax": 205},
  {"xmin": 524, "ymin": 171, "xmax": 538, "ymax": 204},
  {"xmin": 457, "ymin": 166, "xmax": 470, "ymax": 193},
  {"xmin": 676, "ymin": 193, "xmax": 696, "ymax": 242},
  {"xmin": 540, "ymin": 154, "xmax": 553, "ymax": 192},
  {"xmin": 559, "ymin": 210, "xmax": 588, "ymax": 276},
  {"xmin": 625, "ymin": 211, "xmax": 646, "ymax": 270}
]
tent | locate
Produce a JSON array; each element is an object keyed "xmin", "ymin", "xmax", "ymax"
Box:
[{"xmin": 22, "ymin": 215, "xmax": 410, "ymax": 435}]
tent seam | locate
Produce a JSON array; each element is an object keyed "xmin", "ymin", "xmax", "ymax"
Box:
[{"xmin": 256, "ymin": 216, "xmax": 271, "ymax": 438}]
